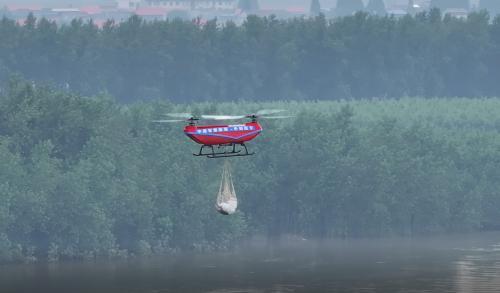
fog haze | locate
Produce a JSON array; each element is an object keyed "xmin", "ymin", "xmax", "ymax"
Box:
[
  {"xmin": 2, "ymin": 234, "xmax": 500, "ymax": 292},
  {"xmin": 0, "ymin": 0, "xmax": 427, "ymax": 9},
  {"xmin": 0, "ymin": 0, "xmax": 499, "ymax": 273}
]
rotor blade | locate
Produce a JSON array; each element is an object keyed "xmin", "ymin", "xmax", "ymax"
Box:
[
  {"xmin": 259, "ymin": 116, "xmax": 294, "ymax": 119},
  {"xmin": 256, "ymin": 109, "xmax": 286, "ymax": 116},
  {"xmin": 152, "ymin": 119, "xmax": 185, "ymax": 123},
  {"xmin": 164, "ymin": 113, "xmax": 194, "ymax": 119},
  {"xmin": 200, "ymin": 115, "xmax": 246, "ymax": 120}
]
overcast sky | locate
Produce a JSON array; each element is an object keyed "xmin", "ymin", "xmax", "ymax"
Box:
[
  {"xmin": 0, "ymin": 0, "xmax": 408, "ymax": 9},
  {"xmin": 0, "ymin": 1, "xmax": 482, "ymax": 10}
]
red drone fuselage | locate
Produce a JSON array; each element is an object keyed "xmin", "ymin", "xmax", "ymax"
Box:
[{"xmin": 184, "ymin": 122, "xmax": 262, "ymax": 145}]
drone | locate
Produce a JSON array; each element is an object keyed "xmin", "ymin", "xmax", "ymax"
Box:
[{"xmin": 153, "ymin": 109, "xmax": 291, "ymax": 158}]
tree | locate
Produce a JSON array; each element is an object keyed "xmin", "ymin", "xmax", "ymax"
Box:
[
  {"xmin": 310, "ymin": 0, "xmax": 321, "ymax": 16},
  {"xmin": 335, "ymin": 0, "xmax": 364, "ymax": 17},
  {"xmin": 366, "ymin": 0, "xmax": 386, "ymax": 15},
  {"xmin": 24, "ymin": 12, "xmax": 36, "ymax": 30},
  {"xmin": 1, "ymin": 12, "xmax": 500, "ymax": 102},
  {"xmin": 0, "ymin": 6, "xmax": 11, "ymax": 18},
  {"xmin": 3, "ymin": 77, "xmax": 500, "ymax": 261}
]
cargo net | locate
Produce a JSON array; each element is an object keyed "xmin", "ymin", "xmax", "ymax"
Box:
[{"xmin": 216, "ymin": 161, "xmax": 238, "ymax": 215}]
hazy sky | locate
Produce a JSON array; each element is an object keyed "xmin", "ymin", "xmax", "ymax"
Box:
[
  {"xmin": 0, "ymin": 0, "xmax": 482, "ymax": 10},
  {"xmin": 0, "ymin": 0, "xmax": 408, "ymax": 9},
  {"xmin": 0, "ymin": 0, "xmax": 106, "ymax": 6}
]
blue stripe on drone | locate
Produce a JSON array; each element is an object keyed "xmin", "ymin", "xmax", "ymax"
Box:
[{"xmin": 186, "ymin": 130, "xmax": 262, "ymax": 140}]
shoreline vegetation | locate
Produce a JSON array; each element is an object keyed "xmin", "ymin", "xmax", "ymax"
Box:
[{"xmin": 1, "ymin": 79, "xmax": 500, "ymax": 263}]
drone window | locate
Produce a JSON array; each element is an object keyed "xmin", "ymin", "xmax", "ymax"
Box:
[
  {"xmin": 218, "ymin": 128, "xmax": 223, "ymax": 132},
  {"xmin": 224, "ymin": 127, "xmax": 229, "ymax": 132},
  {"xmin": 208, "ymin": 129, "xmax": 213, "ymax": 133},
  {"xmin": 196, "ymin": 130, "xmax": 202, "ymax": 134}
]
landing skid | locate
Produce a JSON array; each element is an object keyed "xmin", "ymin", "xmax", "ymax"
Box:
[{"xmin": 194, "ymin": 143, "xmax": 254, "ymax": 159}]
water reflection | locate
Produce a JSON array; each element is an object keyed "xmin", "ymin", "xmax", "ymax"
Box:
[
  {"xmin": 455, "ymin": 242, "xmax": 500, "ymax": 293},
  {"xmin": 1, "ymin": 233, "xmax": 500, "ymax": 293}
]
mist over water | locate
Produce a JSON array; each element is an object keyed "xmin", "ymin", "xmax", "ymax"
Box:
[{"xmin": 2, "ymin": 233, "xmax": 500, "ymax": 293}]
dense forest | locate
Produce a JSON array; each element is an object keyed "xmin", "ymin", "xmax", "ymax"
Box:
[
  {"xmin": 2, "ymin": 8, "xmax": 500, "ymax": 263},
  {"xmin": 0, "ymin": 9, "xmax": 500, "ymax": 102},
  {"xmin": 1, "ymin": 79, "xmax": 500, "ymax": 262}
]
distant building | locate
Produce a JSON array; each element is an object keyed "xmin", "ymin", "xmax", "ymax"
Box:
[
  {"xmin": 146, "ymin": 0, "xmax": 237, "ymax": 10},
  {"xmin": 143, "ymin": 0, "xmax": 190, "ymax": 10},
  {"xmin": 444, "ymin": 8, "xmax": 468, "ymax": 18},
  {"xmin": 99, "ymin": 9, "xmax": 134, "ymax": 23},
  {"xmin": 4, "ymin": 5, "xmax": 42, "ymax": 21},
  {"xmin": 114, "ymin": 0, "xmax": 237, "ymax": 11},
  {"xmin": 135, "ymin": 7, "xmax": 168, "ymax": 20},
  {"xmin": 116, "ymin": 0, "xmax": 142, "ymax": 9},
  {"xmin": 1, "ymin": 0, "xmax": 244, "ymax": 25},
  {"xmin": 50, "ymin": 8, "xmax": 91, "ymax": 23},
  {"xmin": 417, "ymin": 0, "xmax": 432, "ymax": 9}
]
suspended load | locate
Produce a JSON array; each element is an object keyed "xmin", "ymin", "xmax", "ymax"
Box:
[{"xmin": 216, "ymin": 162, "xmax": 238, "ymax": 215}]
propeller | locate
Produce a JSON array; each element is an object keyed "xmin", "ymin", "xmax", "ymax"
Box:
[
  {"xmin": 152, "ymin": 119, "xmax": 186, "ymax": 123},
  {"xmin": 246, "ymin": 109, "xmax": 292, "ymax": 121},
  {"xmin": 200, "ymin": 115, "xmax": 246, "ymax": 120},
  {"xmin": 152, "ymin": 113, "xmax": 199, "ymax": 124},
  {"xmin": 256, "ymin": 109, "xmax": 286, "ymax": 116},
  {"xmin": 164, "ymin": 113, "xmax": 196, "ymax": 119},
  {"xmin": 258, "ymin": 115, "xmax": 294, "ymax": 119},
  {"xmin": 155, "ymin": 109, "xmax": 292, "ymax": 123},
  {"xmin": 162, "ymin": 113, "xmax": 245, "ymax": 121}
]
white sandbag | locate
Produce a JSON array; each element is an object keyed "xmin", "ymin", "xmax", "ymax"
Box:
[
  {"xmin": 216, "ymin": 198, "xmax": 238, "ymax": 215},
  {"xmin": 216, "ymin": 162, "xmax": 237, "ymax": 215}
]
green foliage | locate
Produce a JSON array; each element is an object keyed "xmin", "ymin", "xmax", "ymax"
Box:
[
  {"xmin": 1, "ymin": 13, "xmax": 500, "ymax": 101},
  {"xmin": 2, "ymin": 80, "xmax": 500, "ymax": 262}
]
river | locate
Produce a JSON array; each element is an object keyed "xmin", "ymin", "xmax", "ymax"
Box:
[{"xmin": 2, "ymin": 233, "xmax": 500, "ymax": 292}]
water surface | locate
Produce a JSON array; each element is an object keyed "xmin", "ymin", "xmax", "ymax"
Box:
[{"xmin": 2, "ymin": 233, "xmax": 500, "ymax": 292}]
